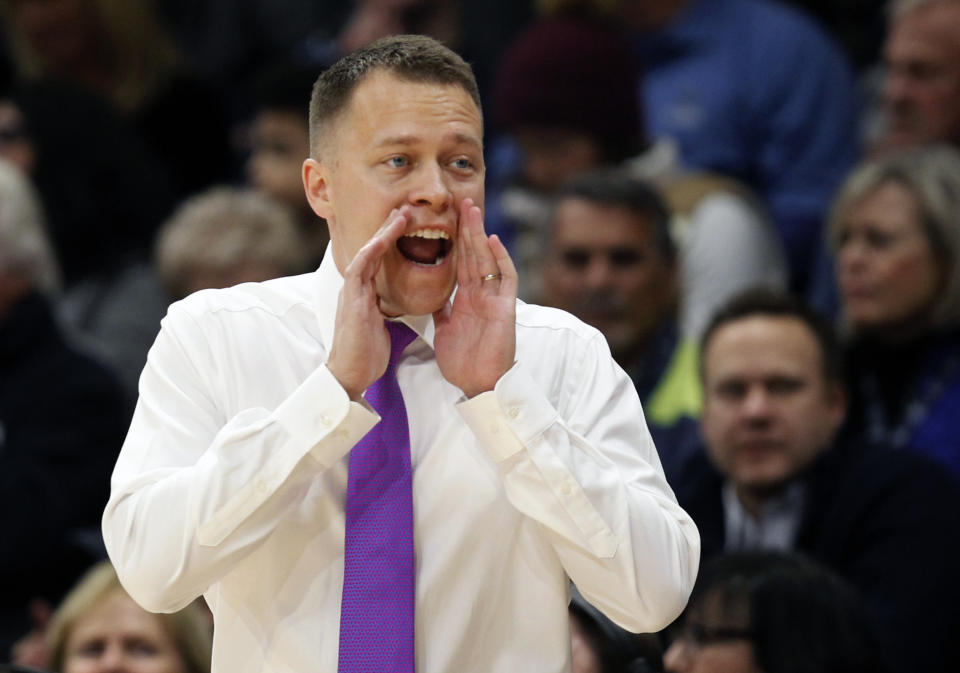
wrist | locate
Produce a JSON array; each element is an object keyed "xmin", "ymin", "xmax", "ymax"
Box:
[{"xmin": 326, "ymin": 360, "xmax": 366, "ymax": 402}]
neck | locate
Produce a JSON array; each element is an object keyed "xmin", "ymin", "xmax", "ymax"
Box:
[{"xmin": 734, "ymin": 481, "xmax": 791, "ymax": 519}]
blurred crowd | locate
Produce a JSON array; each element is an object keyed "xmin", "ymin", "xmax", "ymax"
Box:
[{"xmin": 1, "ymin": 0, "xmax": 959, "ymax": 672}]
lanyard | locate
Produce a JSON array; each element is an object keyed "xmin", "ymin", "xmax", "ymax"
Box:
[{"xmin": 861, "ymin": 346, "xmax": 960, "ymax": 450}]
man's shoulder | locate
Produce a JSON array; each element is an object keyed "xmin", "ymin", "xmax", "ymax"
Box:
[
  {"xmin": 169, "ymin": 272, "xmax": 318, "ymax": 326},
  {"xmin": 514, "ymin": 300, "xmax": 604, "ymax": 345},
  {"xmin": 807, "ymin": 441, "xmax": 960, "ymax": 523}
]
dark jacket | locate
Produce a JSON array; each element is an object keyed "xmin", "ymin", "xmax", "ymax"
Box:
[
  {"xmin": 675, "ymin": 440, "xmax": 960, "ymax": 673},
  {"xmin": 0, "ymin": 292, "xmax": 130, "ymax": 654}
]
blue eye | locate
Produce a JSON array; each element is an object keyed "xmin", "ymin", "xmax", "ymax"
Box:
[
  {"xmin": 387, "ymin": 156, "xmax": 408, "ymax": 168},
  {"xmin": 452, "ymin": 158, "xmax": 473, "ymax": 170}
]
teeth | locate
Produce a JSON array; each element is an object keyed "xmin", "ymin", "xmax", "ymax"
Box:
[
  {"xmin": 414, "ymin": 254, "xmax": 446, "ymax": 267},
  {"xmin": 406, "ymin": 228, "xmax": 449, "ymax": 240}
]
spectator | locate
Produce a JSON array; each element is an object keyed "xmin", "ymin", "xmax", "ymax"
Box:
[
  {"xmin": 244, "ymin": 62, "xmax": 328, "ymax": 266},
  {"xmin": 0, "ymin": 79, "xmax": 174, "ymax": 397},
  {"xmin": 0, "ymin": 0, "xmax": 236, "ymax": 197},
  {"xmin": 675, "ymin": 287, "xmax": 960, "ymax": 673},
  {"xmin": 614, "ymin": 0, "xmax": 860, "ymax": 292},
  {"xmin": 43, "ymin": 561, "xmax": 211, "ymax": 673},
  {"xmin": 492, "ymin": 14, "xmax": 786, "ymax": 333},
  {"xmin": 663, "ymin": 551, "xmax": 889, "ymax": 673},
  {"xmin": 569, "ymin": 591, "xmax": 662, "ymax": 673},
  {"xmin": 0, "ymin": 158, "xmax": 129, "ymax": 658},
  {"xmin": 830, "ymin": 145, "xmax": 960, "ymax": 478},
  {"xmin": 541, "ymin": 170, "xmax": 700, "ymax": 482},
  {"xmin": 155, "ymin": 186, "xmax": 312, "ymax": 302},
  {"xmin": 876, "ymin": 0, "xmax": 960, "ymax": 152}
]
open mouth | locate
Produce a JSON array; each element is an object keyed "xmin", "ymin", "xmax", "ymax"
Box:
[{"xmin": 396, "ymin": 229, "xmax": 453, "ymax": 267}]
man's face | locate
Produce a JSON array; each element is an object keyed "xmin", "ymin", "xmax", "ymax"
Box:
[
  {"xmin": 883, "ymin": 2, "xmax": 960, "ymax": 148},
  {"xmin": 247, "ymin": 110, "xmax": 311, "ymax": 212},
  {"xmin": 304, "ymin": 70, "xmax": 485, "ymax": 316},
  {"xmin": 700, "ymin": 316, "xmax": 845, "ymax": 494},
  {"xmin": 543, "ymin": 198, "xmax": 676, "ymax": 364}
]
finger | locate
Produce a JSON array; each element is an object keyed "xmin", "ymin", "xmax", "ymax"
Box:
[
  {"xmin": 346, "ymin": 209, "xmax": 407, "ymax": 284},
  {"xmin": 467, "ymin": 203, "xmax": 498, "ymax": 278},
  {"xmin": 458, "ymin": 199, "xmax": 481, "ymax": 283},
  {"xmin": 488, "ymin": 234, "xmax": 518, "ymax": 297}
]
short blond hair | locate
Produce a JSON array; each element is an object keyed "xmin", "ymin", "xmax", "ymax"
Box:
[
  {"xmin": 156, "ymin": 186, "xmax": 310, "ymax": 300},
  {"xmin": 45, "ymin": 561, "xmax": 212, "ymax": 673}
]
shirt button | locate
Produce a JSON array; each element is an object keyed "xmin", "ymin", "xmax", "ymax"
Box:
[
  {"xmin": 320, "ymin": 415, "xmax": 333, "ymax": 428},
  {"xmin": 507, "ymin": 407, "xmax": 519, "ymax": 419},
  {"xmin": 489, "ymin": 423, "xmax": 500, "ymax": 435},
  {"xmin": 559, "ymin": 482, "xmax": 573, "ymax": 497}
]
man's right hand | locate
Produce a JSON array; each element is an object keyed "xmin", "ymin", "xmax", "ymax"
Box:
[{"xmin": 326, "ymin": 207, "xmax": 409, "ymax": 401}]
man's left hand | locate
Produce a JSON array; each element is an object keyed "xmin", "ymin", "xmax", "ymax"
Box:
[{"xmin": 434, "ymin": 198, "xmax": 517, "ymax": 398}]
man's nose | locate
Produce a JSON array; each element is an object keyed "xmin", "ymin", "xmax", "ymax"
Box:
[
  {"xmin": 582, "ymin": 257, "xmax": 615, "ymax": 288},
  {"xmin": 409, "ymin": 162, "xmax": 452, "ymax": 212},
  {"xmin": 884, "ymin": 68, "xmax": 913, "ymax": 106},
  {"xmin": 742, "ymin": 386, "xmax": 773, "ymax": 419}
]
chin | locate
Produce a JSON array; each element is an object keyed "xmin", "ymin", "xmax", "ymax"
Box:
[{"xmin": 383, "ymin": 286, "xmax": 454, "ymax": 316}]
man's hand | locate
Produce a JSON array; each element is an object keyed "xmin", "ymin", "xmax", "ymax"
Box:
[
  {"xmin": 326, "ymin": 207, "xmax": 409, "ymax": 400},
  {"xmin": 434, "ymin": 199, "xmax": 518, "ymax": 398}
]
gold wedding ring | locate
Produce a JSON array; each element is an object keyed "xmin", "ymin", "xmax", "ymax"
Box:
[{"xmin": 482, "ymin": 273, "xmax": 502, "ymax": 281}]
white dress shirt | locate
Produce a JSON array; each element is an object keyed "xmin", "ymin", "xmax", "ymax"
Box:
[{"xmin": 103, "ymin": 249, "xmax": 700, "ymax": 673}]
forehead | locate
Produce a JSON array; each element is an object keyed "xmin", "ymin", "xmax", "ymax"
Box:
[
  {"xmin": 847, "ymin": 182, "xmax": 923, "ymax": 231},
  {"xmin": 888, "ymin": 3, "xmax": 960, "ymax": 59},
  {"xmin": 704, "ymin": 316, "xmax": 822, "ymax": 381},
  {"xmin": 328, "ymin": 71, "xmax": 482, "ymax": 153},
  {"xmin": 552, "ymin": 198, "xmax": 656, "ymax": 248},
  {"xmin": 69, "ymin": 590, "xmax": 169, "ymax": 639}
]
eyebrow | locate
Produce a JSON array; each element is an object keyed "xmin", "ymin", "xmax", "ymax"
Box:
[{"xmin": 374, "ymin": 132, "xmax": 483, "ymax": 150}]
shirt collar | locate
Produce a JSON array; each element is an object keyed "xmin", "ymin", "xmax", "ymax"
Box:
[{"xmin": 314, "ymin": 243, "xmax": 439, "ymax": 351}]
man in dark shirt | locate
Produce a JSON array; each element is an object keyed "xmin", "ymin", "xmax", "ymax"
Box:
[{"xmin": 674, "ymin": 288, "xmax": 960, "ymax": 673}]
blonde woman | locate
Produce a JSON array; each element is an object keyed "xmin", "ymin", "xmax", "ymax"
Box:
[{"xmin": 45, "ymin": 562, "xmax": 212, "ymax": 673}]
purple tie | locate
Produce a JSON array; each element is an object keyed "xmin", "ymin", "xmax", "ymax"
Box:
[{"xmin": 338, "ymin": 321, "xmax": 418, "ymax": 673}]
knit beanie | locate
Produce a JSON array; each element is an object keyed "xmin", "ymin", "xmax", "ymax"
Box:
[{"xmin": 493, "ymin": 16, "xmax": 644, "ymax": 162}]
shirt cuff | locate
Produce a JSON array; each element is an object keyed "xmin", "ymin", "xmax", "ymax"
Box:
[
  {"xmin": 457, "ymin": 362, "xmax": 558, "ymax": 463},
  {"xmin": 274, "ymin": 363, "xmax": 380, "ymax": 469},
  {"xmin": 197, "ymin": 365, "xmax": 378, "ymax": 547}
]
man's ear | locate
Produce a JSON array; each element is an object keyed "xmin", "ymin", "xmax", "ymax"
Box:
[{"xmin": 303, "ymin": 158, "xmax": 334, "ymax": 220}]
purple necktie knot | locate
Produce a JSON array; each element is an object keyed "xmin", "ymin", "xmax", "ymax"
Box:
[{"xmin": 385, "ymin": 320, "xmax": 418, "ymax": 367}]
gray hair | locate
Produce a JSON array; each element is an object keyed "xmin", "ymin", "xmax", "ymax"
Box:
[
  {"xmin": 0, "ymin": 157, "xmax": 60, "ymax": 294},
  {"xmin": 827, "ymin": 144, "xmax": 960, "ymax": 330},
  {"xmin": 156, "ymin": 186, "xmax": 310, "ymax": 300}
]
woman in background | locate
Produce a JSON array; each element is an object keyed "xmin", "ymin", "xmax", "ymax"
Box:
[
  {"xmin": 830, "ymin": 145, "xmax": 960, "ymax": 478},
  {"xmin": 45, "ymin": 562, "xmax": 211, "ymax": 673}
]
